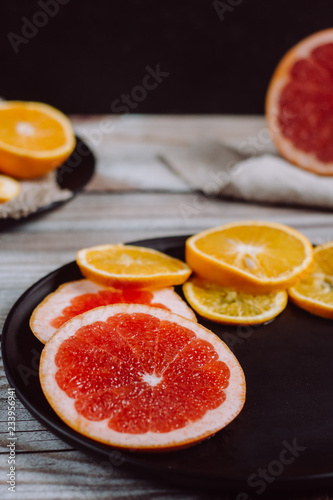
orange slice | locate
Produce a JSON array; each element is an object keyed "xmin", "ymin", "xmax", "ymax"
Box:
[
  {"xmin": 0, "ymin": 101, "xmax": 75, "ymax": 179},
  {"xmin": 76, "ymin": 244, "xmax": 192, "ymax": 290},
  {"xmin": 183, "ymin": 276, "xmax": 288, "ymax": 325},
  {"xmin": 0, "ymin": 174, "xmax": 20, "ymax": 202},
  {"xmin": 39, "ymin": 303, "xmax": 245, "ymax": 451},
  {"xmin": 288, "ymin": 242, "xmax": 333, "ymax": 319},
  {"xmin": 186, "ymin": 221, "xmax": 313, "ymax": 293},
  {"xmin": 266, "ymin": 29, "xmax": 333, "ymax": 175},
  {"xmin": 30, "ymin": 279, "xmax": 196, "ymax": 344}
]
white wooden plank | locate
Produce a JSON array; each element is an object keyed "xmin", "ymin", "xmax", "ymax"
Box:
[
  {"xmin": 72, "ymin": 114, "xmax": 269, "ymax": 149},
  {"xmin": 72, "ymin": 114, "xmax": 274, "ymax": 193},
  {"xmin": 3, "ymin": 192, "xmax": 333, "ymax": 239},
  {"xmin": 0, "ymin": 450, "xmax": 213, "ymax": 500},
  {"xmin": 0, "ymin": 433, "xmax": 74, "ymax": 454}
]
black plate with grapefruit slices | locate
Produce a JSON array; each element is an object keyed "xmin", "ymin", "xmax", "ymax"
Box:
[
  {"xmin": 0, "ymin": 136, "xmax": 95, "ymax": 230},
  {"xmin": 2, "ymin": 235, "xmax": 333, "ymax": 492}
]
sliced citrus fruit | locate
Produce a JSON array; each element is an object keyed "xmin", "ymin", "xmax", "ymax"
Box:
[
  {"xmin": 30, "ymin": 279, "xmax": 196, "ymax": 344},
  {"xmin": 266, "ymin": 29, "xmax": 333, "ymax": 175},
  {"xmin": 39, "ymin": 304, "xmax": 245, "ymax": 451},
  {"xmin": 183, "ymin": 276, "xmax": 288, "ymax": 325},
  {"xmin": 186, "ymin": 221, "xmax": 313, "ymax": 293},
  {"xmin": 0, "ymin": 174, "xmax": 20, "ymax": 202},
  {"xmin": 0, "ymin": 101, "xmax": 75, "ymax": 179},
  {"xmin": 76, "ymin": 244, "xmax": 192, "ymax": 290},
  {"xmin": 288, "ymin": 242, "xmax": 333, "ymax": 319}
]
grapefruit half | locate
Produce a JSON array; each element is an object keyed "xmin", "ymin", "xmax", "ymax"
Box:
[
  {"xmin": 39, "ymin": 304, "xmax": 246, "ymax": 451},
  {"xmin": 30, "ymin": 279, "xmax": 196, "ymax": 344},
  {"xmin": 266, "ymin": 29, "xmax": 333, "ymax": 175}
]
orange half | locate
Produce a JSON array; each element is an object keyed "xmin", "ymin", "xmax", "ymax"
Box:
[{"xmin": 0, "ymin": 101, "xmax": 75, "ymax": 179}]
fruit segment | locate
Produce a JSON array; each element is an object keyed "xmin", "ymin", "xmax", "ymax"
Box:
[
  {"xmin": 51, "ymin": 289, "xmax": 169, "ymax": 329},
  {"xmin": 53, "ymin": 312, "xmax": 233, "ymax": 433}
]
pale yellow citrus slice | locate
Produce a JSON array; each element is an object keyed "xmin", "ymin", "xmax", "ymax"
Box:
[
  {"xmin": 0, "ymin": 174, "xmax": 20, "ymax": 202},
  {"xmin": 186, "ymin": 221, "xmax": 313, "ymax": 293},
  {"xmin": 183, "ymin": 276, "xmax": 288, "ymax": 325},
  {"xmin": 0, "ymin": 101, "xmax": 75, "ymax": 179},
  {"xmin": 288, "ymin": 242, "xmax": 333, "ymax": 319},
  {"xmin": 76, "ymin": 244, "xmax": 192, "ymax": 290}
]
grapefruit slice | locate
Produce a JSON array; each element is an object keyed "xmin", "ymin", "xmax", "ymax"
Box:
[
  {"xmin": 186, "ymin": 221, "xmax": 313, "ymax": 293},
  {"xmin": 76, "ymin": 244, "xmax": 192, "ymax": 290},
  {"xmin": 183, "ymin": 276, "xmax": 288, "ymax": 325},
  {"xmin": 39, "ymin": 304, "xmax": 245, "ymax": 451},
  {"xmin": 266, "ymin": 29, "xmax": 333, "ymax": 175},
  {"xmin": 30, "ymin": 279, "xmax": 197, "ymax": 344},
  {"xmin": 288, "ymin": 242, "xmax": 333, "ymax": 319}
]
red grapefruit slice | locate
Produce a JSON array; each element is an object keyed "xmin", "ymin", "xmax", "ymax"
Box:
[
  {"xmin": 30, "ymin": 279, "xmax": 196, "ymax": 344},
  {"xmin": 266, "ymin": 29, "xmax": 333, "ymax": 175},
  {"xmin": 39, "ymin": 304, "xmax": 245, "ymax": 451}
]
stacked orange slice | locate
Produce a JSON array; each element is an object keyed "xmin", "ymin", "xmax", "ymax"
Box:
[
  {"xmin": 289, "ymin": 242, "xmax": 333, "ymax": 319},
  {"xmin": 184, "ymin": 221, "xmax": 313, "ymax": 325},
  {"xmin": 76, "ymin": 244, "xmax": 191, "ymax": 290}
]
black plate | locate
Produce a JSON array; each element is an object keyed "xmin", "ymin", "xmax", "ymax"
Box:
[
  {"xmin": 0, "ymin": 136, "xmax": 95, "ymax": 230},
  {"xmin": 2, "ymin": 235, "xmax": 333, "ymax": 493}
]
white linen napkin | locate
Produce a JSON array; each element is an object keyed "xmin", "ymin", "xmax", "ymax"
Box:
[{"xmin": 161, "ymin": 141, "xmax": 333, "ymax": 209}]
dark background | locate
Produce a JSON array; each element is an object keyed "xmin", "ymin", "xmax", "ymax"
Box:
[{"xmin": 1, "ymin": 0, "xmax": 332, "ymax": 114}]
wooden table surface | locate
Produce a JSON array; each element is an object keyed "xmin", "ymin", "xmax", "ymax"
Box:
[{"xmin": 1, "ymin": 115, "xmax": 333, "ymax": 500}]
